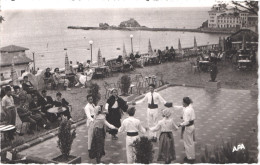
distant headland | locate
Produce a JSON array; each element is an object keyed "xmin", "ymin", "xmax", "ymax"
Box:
[{"xmin": 68, "ymin": 18, "xmax": 234, "ymax": 34}]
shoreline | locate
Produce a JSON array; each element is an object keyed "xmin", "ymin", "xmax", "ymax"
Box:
[{"xmin": 67, "ymin": 26, "xmax": 234, "ymax": 34}]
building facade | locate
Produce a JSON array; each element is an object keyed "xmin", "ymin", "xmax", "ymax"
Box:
[
  {"xmin": 208, "ymin": 5, "xmax": 258, "ymax": 32},
  {"xmin": 0, "ymin": 45, "xmax": 33, "ymax": 80}
]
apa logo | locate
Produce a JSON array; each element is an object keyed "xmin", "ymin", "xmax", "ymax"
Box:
[{"xmin": 232, "ymin": 143, "xmax": 245, "ymax": 152}]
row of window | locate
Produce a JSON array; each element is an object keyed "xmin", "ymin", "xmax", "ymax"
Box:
[
  {"xmin": 218, "ymin": 20, "xmax": 241, "ymax": 23},
  {"xmin": 218, "ymin": 17, "xmax": 238, "ymax": 20},
  {"xmin": 218, "ymin": 24, "xmax": 238, "ymax": 28},
  {"xmin": 240, "ymin": 13, "xmax": 247, "ymax": 16}
]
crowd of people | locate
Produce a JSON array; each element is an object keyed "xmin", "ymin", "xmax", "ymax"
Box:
[
  {"xmin": 85, "ymin": 84, "xmax": 196, "ymax": 164},
  {"xmin": 1, "ymin": 75, "xmax": 75, "ymax": 137}
]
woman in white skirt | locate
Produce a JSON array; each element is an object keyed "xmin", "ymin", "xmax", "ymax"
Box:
[
  {"xmin": 174, "ymin": 97, "xmax": 196, "ymax": 163},
  {"xmin": 149, "ymin": 108, "xmax": 178, "ymax": 164}
]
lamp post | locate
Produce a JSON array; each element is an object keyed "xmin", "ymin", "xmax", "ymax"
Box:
[
  {"xmin": 130, "ymin": 34, "xmax": 133, "ymax": 53},
  {"xmin": 89, "ymin": 40, "xmax": 93, "ymax": 62},
  {"xmin": 32, "ymin": 52, "xmax": 36, "ymax": 74}
]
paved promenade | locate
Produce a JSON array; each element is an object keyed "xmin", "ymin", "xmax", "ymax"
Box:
[{"xmin": 20, "ymin": 86, "xmax": 258, "ymax": 163}]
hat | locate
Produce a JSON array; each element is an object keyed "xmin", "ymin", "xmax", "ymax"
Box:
[
  {"xmin": 164, "ymin": 102, "xmax": 172, "ymax": 108},
  {"xmin": 110, "ymin": 88, "xmax": 118, "ymax": 94},
  {"xmin": 162, "ymin": 108, "xmax": 172, "ymax": 118}
]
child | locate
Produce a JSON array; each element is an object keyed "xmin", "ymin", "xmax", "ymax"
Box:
[
  {"xmin": 89, "ymin": 106, "xmax": 117, "ymax": 163},
  {"xmin": 149, "ymin": 108, "xmax": 178, "ymax": 164},
  {"xmin": 118, "ymin": 107, "xmax": 146, "ymax": 164}
]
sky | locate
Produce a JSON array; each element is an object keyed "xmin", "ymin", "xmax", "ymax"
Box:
[{"xmin": 1, "ymin": 0, "xmax": 220, "ymax": 10}]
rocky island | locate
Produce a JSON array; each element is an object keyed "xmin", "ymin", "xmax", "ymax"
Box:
[{"xmin": 68, "ymin": 18, "xmax": 233, "ymax": 34}]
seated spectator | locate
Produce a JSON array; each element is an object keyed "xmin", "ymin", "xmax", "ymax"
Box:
[
  {"xmin": 38, "ymin": 90, "xmax": 56, "ymax": 122},
  {"xmin": 1, "ymin": 86, "xmax": 16, "ymax": 125},
  {"xmin": 17, "ymin": 94, "xmax": 49, "ymax": 134},
  {"xmin": 53, "ymin": 92, "xmax": 74, "ymax": 122},
  {"xmin": 135, "ymin": 53, "xmax": 141, "ymax": 59},
  {"xmin": 116, "ymin": 55, "xmax": 123, "ymax": 64},
  {"xmin": 12, "ymin": 86, "xmax": 21, "ymax": 105},
  {"xmin": 129, "ymin": 53, "xmax": 135, "ymax": 61},
  {"xmin": 22, "ymin": 76, "xmax": 38, "ymax": 95},
  {"xmin": 44, "ymin": 67, "xmax": 53, "ymax": 83},
  {"xmin": 44, "ymin": 68, "xmax": 52, "ymax": 79},
  {"xmin": 53, "ymin": 68, "xmax": 71, "ymax": 91},
  {"xmin": 77, "ymin": 63, "xmax": 84, "ymax": 73},
  {"xmin": 75, "ymin": 66, "xmax": 93, "ymax": 88},
  {"xmin": 29, "ymin": 95, "xmax": 50, "ymax": 129},
  {"xmin": 84, "ymin": 60, "xmax": 92, "ymax": 68}
]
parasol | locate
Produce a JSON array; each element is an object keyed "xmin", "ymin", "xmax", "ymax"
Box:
[{"xmin": 148, "ymin": 39, "xmax": 153, "ymax": 56}]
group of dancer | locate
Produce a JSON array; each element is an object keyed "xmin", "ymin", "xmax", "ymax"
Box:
[{"xmin": 84, "ymin": 84, "xmax": 196, "ymax": 164}]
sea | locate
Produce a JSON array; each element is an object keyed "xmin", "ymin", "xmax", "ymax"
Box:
[{"xmin": 1, "ymin": 7, "xmax": 228, "ymax": 69}]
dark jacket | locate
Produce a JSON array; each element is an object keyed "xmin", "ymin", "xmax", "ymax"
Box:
[
  {"xmin": 38, "ymin": 96, "xmax": 54, "ymax": 113},
  {"xmin": 29, "ymin": 100, "xmax": 42, "ymax": 114},
  {"xmin": 22, "ymin": 81, "xmax": 34, "ymax": 94},
  {"xmin": 44, "ymin": 72, "xmax": 52, "ymax": 78},
  {"xmin": 107, "ymin": 95, "xmax": 128, "ymax": 112},
  {"xmin": 17, "ymin": 104, "xmax": 31, "ymax": 120},
  {"xmin": 53, "ymin": 98, "xmax": 69, "ymax": 108}
]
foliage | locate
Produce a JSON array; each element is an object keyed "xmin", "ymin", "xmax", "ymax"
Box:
[
  {"xmin": 232, "ymin": 1, "xmax": 258, "ymax": 15},
  {"xmin": 86, "ymin": 82, "xmax": 101, "ymax": 105},
  {"xmin": 133, "ymin": 136, "xmax": 154, "ymax": 164},
  {"xmin": 57, "ymin": 118, "xmax": 77, "ymax": 160},
  {"xmin": 201, "ymin": 140, "xmax": 256, "ymax": 163},
  {"xmin": 120, "ymin": 75, "xmax": 131, "ymax": 96}
]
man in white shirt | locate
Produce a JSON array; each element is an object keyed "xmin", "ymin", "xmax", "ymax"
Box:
[
  {"xmin": 118, "ymin": 107, "xmax": 146, "ymax": 164},
  {"xmin": 1, "ymin": 86, "xmax": 16, "ymax": 125},
  {"xmin": 174, "ymin": 97, "xmax": 195, "ymax": 163},
  {"xmin": 84, "ymin": 94, "xmax": 97, "ymax": 151},
  {"xmin": 133, "ymin": 84, "xmax": 167, "ymax": 142}
]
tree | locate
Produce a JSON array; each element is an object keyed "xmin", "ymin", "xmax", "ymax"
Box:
[
  {"xmin": 232, "ymin": 1, "xmax": 258, "ymax": 15},
  {"xmin": 57, "ymin": 118, "xmax": 76, "ymax": 160}
]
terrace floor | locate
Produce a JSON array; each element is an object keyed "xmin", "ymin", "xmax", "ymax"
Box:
[{"xmin": 20, "ymin": 86, "xmax": 258, "ymax": 163}]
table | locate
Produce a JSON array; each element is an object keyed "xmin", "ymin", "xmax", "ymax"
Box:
[
  {"xmin": 48, "ymin": 107, "xmax": 67, "ymax": 113},
  {"xmin": 0, "ymin": 125, "xmax": 16, "ymax": 141},
  {"xmin": 0, "ymin": 125, "xmax": 16, "ymax": 132}
]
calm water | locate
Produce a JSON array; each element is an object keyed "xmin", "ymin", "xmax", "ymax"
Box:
[{"xmin": 1, "ymin": 8, "xmax": 227, "ymax": 69}]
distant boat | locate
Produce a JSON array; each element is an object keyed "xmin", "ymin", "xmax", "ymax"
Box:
[
  {"xmin": 116, "ymin": 47, "xmax": 121, "ymax": 50},
  {"xmin": 87, "ymin": 48, "xmax": 90, "ymax": 50}
]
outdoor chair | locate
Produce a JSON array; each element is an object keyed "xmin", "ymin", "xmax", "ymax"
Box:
[
  {"xmin": 129, "ymin": 77, "xmax": 138, "ymax": 94},
  {"xmin": 155, "ymin": 72, "xmax": 165, "ymax": 87},
  {"xmin": 94, "ymin": 68, "xmax": 105, "ymax": 79},
  {"xmin": 135, "ymin": 73, "xmax": 147, "ymax": 89}
]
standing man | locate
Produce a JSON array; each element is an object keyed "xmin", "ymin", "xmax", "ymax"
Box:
[
  {"xmin": 84, "ymin": 94, "xmax": 97, "ymax": 151},
  {"xmin": 174, "ymin": 97, "xmax": 196, "ymax": 163},
  {"xmin": 1, "ymin": 86, "xmax": 16, "ymax": 125},
  {"xmin": 118, "ymin": 107, "xmax": 146, "ymax": 164},
  {"xmin": 133, "ymin": 84, "xmax": 167, "ymax": 142}
]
